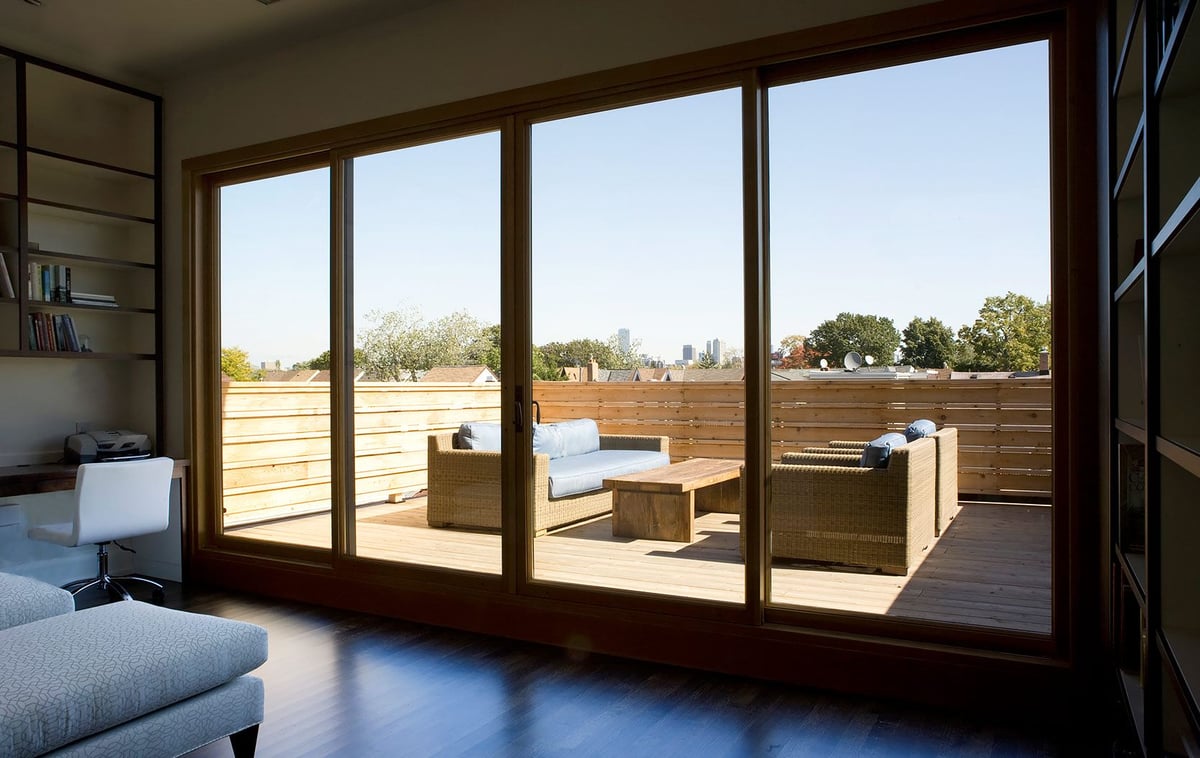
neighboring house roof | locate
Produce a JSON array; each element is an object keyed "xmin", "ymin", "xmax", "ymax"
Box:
[
  {"xmin": 770, "ymin": 369, "xmax": 810, "ymax": 381},
  {"xmin": 262, "ymin": 370, "xmax": 320, "ymax": 382},
  {"xmin": 420, "ymin": 365, "xmax": 498, "ymax": 383},
  {"xmin": 560, "ymin": 367, "xmax": 585, "ymax": 381},
  {"xmin": 605, "ymin": 369, "xmax": 636, "ymax": 382},
  {"xmin": 635, "ymin": 367, "xmax": 672, "ymax": 381},
  {"xmin": 672, "ymin": 368, "xmax": 744, "ymax": 381}
]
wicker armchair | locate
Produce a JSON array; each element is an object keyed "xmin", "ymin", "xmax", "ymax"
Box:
[
  {"xmin": 799, "ymin": 427, "xmax": 959, "ymax": 536},
  {"xmin": 427, "ymin": 432, "xmax": 669, "ymax": 535},
  {"xmin": 745, "ymin": 436, "xmax": 937, "ymax": 575}
]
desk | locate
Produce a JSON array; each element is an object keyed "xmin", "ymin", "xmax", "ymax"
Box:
[{"xmin": 0, "ymin": 459, "xmax": 189, "ymax": 498}]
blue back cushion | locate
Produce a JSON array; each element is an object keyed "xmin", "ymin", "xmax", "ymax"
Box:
[
  {"xmin": 904, "ymin": 418, "xmax": 937, "ymax": 442},
  {"xmin": 532, "ymin": 424, "xmax": 564, "ymax": 458},
  {"xmin": 458, "ymin": 422, "xmax": 502, "ymax": 451},
  {"xmin": 556, "ymin": 418, "xmax": 600, "ymax": 457},
  {"xmin": 859, "ymin": 432, "xmax": 907, "ymax": 468}
]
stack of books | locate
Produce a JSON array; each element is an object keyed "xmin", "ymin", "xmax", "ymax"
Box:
[
  {"xmin": 70, "ymin": 292, "xmax": 118, "ymax": 308},
  {"xmin": 27, "ymin": 312, "xmax": 84, "ymax": 352},
  {"xmin": 27, "ymin": 263, "xmax": 74, "ymax": 302}
]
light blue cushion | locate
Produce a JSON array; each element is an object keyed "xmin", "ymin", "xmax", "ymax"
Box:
[
  {"xmin": 458, "ymin": 422, "xmax": 501, "ymax": 451},
  {"xmin": 556, "ymin": 418, "xmax": 600, "ymax": 457},
  {"xmin": 904, "ymin": 418, "xmax": 937, "ymax": 442},
  {"xmin": 547, "ymin": 449, "xmax": 669, "ymax": 498},
  {"xmin": 0, "ymin": 572, "xmax": 74, "ymax": 631},
  {"xmin": 532, "ymin": 424, "xmax": 564, "ymax": 458},
  {"xmin": 0, "ymin": 601, "xmax": 267, "ymax": 757},
  {"xmin": 859, "ymin": 433, "xmax": 907, "ymax": 468}
]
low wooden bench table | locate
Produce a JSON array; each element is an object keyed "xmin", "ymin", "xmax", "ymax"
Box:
[{"xmin": 605, "ymin": 458, "xmax": 742, "ymax": 542}]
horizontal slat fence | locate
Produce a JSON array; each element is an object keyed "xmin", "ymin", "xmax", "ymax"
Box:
[
  {"xmin": 221, "ymin": 382, "xmax": 500, "ymax": 525},
  {"xmin": 220, "ymin": 377, "xmax": 1051, "ymax": 525},
  {"xmin": 533, "ymin": 378, "xmax": 1052, "ymax": 499}
]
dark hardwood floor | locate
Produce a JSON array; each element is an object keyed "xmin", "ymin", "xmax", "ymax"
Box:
[{"xmin": 78, "ymin": 581, "xmax": 1100, "ymax": 757}]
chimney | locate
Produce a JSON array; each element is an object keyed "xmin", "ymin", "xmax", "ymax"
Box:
[
  {"xmin": 588, "ymin": 356, "xmax": 599, "ymax": 382},
  {"xmin": 1038, "ymin": 348, "xmax": 1050, "ymax": 374}
]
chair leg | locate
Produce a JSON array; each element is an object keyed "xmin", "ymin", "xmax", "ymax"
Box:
[
  {"xmin": 64, "ymin": 577, "xmax": 104, "ymax": 596},
  {"xmin": 114, "ymin": 574, "xmax": 163, "ymax": 591},
  {"xmin": 229, "ymin": 724, "xmax": 260, "ymax": 758},
  {"xmin": 103, "ymin": 578, "xmax": 134, "ymax": 601}
]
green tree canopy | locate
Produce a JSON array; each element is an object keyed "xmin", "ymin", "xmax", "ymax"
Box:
[
  {"xmin": 955, "ymin": 292, "xmax": 1051, "ymax": 372},
  {"xmin": 357, "ymin": 306, "xmax": 494, "ymax": 381},
  {"xmin": 221, "ymin": 346, "xmax": 262, "ymax": 381},
  {"xmin": 694, "ymin": 351, "xmax": 718, "ymax": 369},
  {"xmin": 292, "ymin": 348, "xmax": 366, "ymax": 371},
  {"xmin": 541, "ymin": 338, "xmax": 613, "ymax": 369},
  {"xmin": 807, "ymin": 313, "xmax": 900, "ymax": 368},
  {"xmin": 900, "ymin": 317, "xmax": 956, "ymax": 369}
]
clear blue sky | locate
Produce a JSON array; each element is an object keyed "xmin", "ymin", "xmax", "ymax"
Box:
[{"xmin": 221, "ymin": 41, "xmax": 1049, "ymax": 369}]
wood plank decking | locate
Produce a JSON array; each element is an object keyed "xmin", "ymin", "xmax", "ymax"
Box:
[{"xmin": 229, "ymin": 500, "xmax": 1051, "ymax": 635}]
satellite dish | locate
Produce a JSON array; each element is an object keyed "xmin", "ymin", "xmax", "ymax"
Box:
[
  {"xmin": 819, "ymin": 358, "xmax": 828, "ymax": 369},
  {"xmin": 844, "ymin": 351, "xmax": 863, "ymax": 371},
  {"xmin": 864, "ymin": 355, "xmax": 875, "ymax": 366}
]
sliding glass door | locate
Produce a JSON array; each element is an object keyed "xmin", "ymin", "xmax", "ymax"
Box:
[
  {"xmin": 528, "ymin": 87, "xmax": 746, "ymax": 603},
  {"xmin": 343, "ymin": 130, "xmax": 503, "ymax": 574},
  {"xmin": 218, "ymin": 165, "xmax": 333, "ymax": 551}
]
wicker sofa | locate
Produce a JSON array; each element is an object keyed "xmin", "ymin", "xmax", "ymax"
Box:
[
  {"xmin": 743, "ymin": 435, "xmax": 937, "ymax": 575},
  {"xmin": 804, "ymin": 426, "xmax": 959, "ymax": 536},
  {"xmin": 427, "ymin": 421, "xmax": 669, "ymax": 535}
]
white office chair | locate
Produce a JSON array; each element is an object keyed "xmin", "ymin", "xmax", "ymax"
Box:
[{"xmin": 28, "ymin": 457, "xmax": 174, "ymax": 603}]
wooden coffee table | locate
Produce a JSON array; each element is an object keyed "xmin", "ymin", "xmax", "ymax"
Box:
[{"xmin": 604, "ymin": 458, "xmax": 742, "ymax": 542}]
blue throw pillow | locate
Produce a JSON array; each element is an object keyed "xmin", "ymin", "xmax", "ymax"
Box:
[
  {"xmin": 859, "ymin": 433, "xmax": 907, "ymax": 468},
  {"xmin": 458, "ymin": 422, "xmax": 502, "ymax": 451},
  {"xmin": 904, "ymin": 418, "xmax": 937, "ymax": 442},
  {"xmin": 556, "ymin": 418, "xmax": 600, "ymax": 457},
  {"xmin": 532, "ymin": 423, "xmax": 564, "ymax": 458}
]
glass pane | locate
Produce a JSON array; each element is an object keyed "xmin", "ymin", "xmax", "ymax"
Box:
[
  {"xmin": 531, "ymin": 88, "xmax": 744, "ymax": 603},
  {"xmin": 347, "ymin": 131, "xmax": 502, "ymax": 573},
  {"xmin": 219, "ymin": 167, "xmax": 332, "ymax": 551},
  {"xmin": 766, "ymin": 42, "xmax": 1052, "ymax": 633}
]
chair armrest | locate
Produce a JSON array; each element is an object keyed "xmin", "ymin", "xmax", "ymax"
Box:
[
  {"xmin": 784, "ymin": 451, "xmax": 860, "ymax": 466},
  {"xmin": 600, "ymin": 434, "xmax": 670, "ymax": 454}
]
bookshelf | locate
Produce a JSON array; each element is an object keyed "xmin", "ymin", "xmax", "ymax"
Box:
[
  {"xmin": 1108, "ymin": 0, "xmax": 1200, "ymax": 754},
  {"xmin": 0, "ymin": 46, "xmax": 162, "ymax": 458}
]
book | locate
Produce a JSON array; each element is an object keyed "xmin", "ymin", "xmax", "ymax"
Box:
[
  {"xmin": 0, "ymin": 252, "xmax": 14, "ymax": 298},
  {"xmin": 41, "ymin": 265, "xmax": 50, "ymax": 302},
  {"xmin": 70, "ymin": 291, "xmax": 116, "ymax": 302}
]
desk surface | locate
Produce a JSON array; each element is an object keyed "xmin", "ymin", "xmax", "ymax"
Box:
[{"xmin": 0, "ymin": 460, "xmax": 189, "ymax": 498}]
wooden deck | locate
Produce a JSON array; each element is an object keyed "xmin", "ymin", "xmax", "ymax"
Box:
[{"xmin": 230, "ymin": 499, "xmax": 1051, "ymax": 635}]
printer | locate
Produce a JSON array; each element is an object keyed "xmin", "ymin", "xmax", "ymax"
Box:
[{"xmin": 64, "ymin": 429, "xmax": 152, "ymax": 463}]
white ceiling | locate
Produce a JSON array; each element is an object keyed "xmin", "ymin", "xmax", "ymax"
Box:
[{"xmin": 0, "ymin": 0, "xmax": 439, "ymax": 90}]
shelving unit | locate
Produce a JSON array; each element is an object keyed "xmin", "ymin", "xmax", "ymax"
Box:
[
  {"xmin": 1108, "ymin": 0, "xmax": 1200, "ymax": 754},
  {"xmin": 0, "ymin": 46, "xmax": 162, "ymax": 456}
]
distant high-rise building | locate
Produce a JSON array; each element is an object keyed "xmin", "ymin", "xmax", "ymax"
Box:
[
  {"xmin": 711, "ymin": 337, "xmax": 724, "ymax": 364},
  {"xmin": 682, "ymin": 344, "xmax": 695, "ymax": 362},
  {"xmin": 618, "ymin": 328, "xmax": 631, "ymax": 354}
]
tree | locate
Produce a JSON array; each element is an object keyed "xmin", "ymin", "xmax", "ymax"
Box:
[
  {"xmin": 806, "ymin": 313, "xmax": 900, "ymax": 368},
  {"xmin": 777, "ymin": 334, "xmax": 818, "ymax": 369},
  {"xmin": 606, "ymin": 332, "xmax": 643, "ymax": 370},
  {"xmin": 357, "ymin": 306, "xmax": 493, "ymax": 382},
  {"xmin": 955, "ymin": 292, "xmax": 1051, "ymax": 372},
  {"xmin": 540, "ymin": 338, "xmax": 618, "ymax": 369},
  {"xmin": 694, "ymin": 351, "xmax": 718, "ymax": 369},
  {"xmin": 900, "ymin": 317, "xmax": 956, "ymax": 369},
  {"xmin": 221, "ymin": 346, "xmax": 262, "ymax": 381},
  {"xmin": 293, "ymin": 348, "xmax": 366, "ymax": 371}
]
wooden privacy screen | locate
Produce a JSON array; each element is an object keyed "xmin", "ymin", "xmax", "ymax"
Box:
[{"xmin": 219, "ymin": 378, "xmax": 1050, "ymax": 525}]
